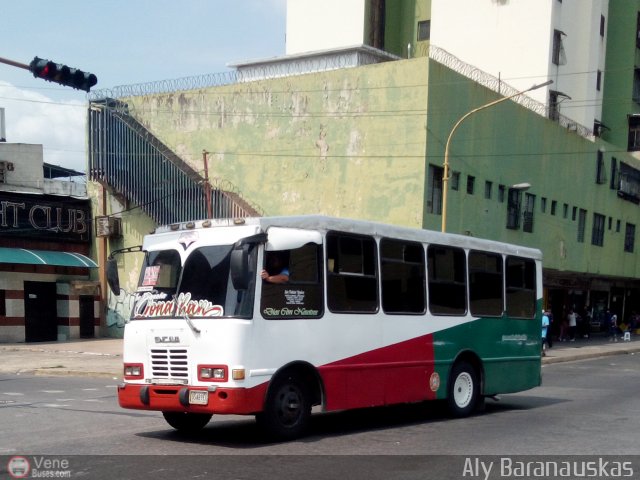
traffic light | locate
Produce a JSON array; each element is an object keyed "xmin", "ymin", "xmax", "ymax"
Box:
[{"xmin": 29, "ymin": 56, "xmax": 97, "ymax": 92}]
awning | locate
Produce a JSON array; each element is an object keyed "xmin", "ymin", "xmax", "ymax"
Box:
[{"xmin": 0, "ymin": 247, "xmax": 98, "ymax": 268}]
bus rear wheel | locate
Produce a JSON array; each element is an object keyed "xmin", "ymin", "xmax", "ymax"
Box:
[
  {"xmin": 162, "ymin": 412, "xmax": 212, "ymax": 433},
  {"xmin": 257, "ymin": 374, "xmax": 311, "ymax": 440},
  {"xmin": 447, "ymin": 361, "xmax": 480, "ymax": 417}
]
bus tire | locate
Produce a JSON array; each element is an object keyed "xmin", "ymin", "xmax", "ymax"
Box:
[
  {"xmin": 447, "ymin": 361, "xmax": 479, "ymax": 417},
  {"xmin": 257, "ymin": 373, "xmax": 311, "ymax": 440},
  {"xmin": 162, "ymin": 412, "xmax": 212, "ymax": 433}
]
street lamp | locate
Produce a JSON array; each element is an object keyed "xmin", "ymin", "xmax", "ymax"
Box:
[{"xmin": 440, "ymin": 79, "xmax": 553, "ymax": 232}]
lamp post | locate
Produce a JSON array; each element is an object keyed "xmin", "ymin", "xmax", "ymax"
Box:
[{"xmin": 440, "ymin": 79, "xmax": 553, "ymax": 233}]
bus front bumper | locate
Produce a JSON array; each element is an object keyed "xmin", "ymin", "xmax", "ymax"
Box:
[{"xmin": 117, "ymin": 382, "xmax": 267, "ymax": 415}]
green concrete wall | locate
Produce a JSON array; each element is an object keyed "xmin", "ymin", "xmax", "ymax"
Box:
[
  {"xmin": 127, "ymin": 58, "xmax": 430, "ymax": 229},
  {"xmin": 119, "ymin": 56, "xmax": 639, "ymax": 281},
  {"xmin": 426, "ymin": 61, "xmax": 640, "ymax": 279},
  {"xmin": 601, "ymin": 0, "xmax": 640, "ymax": 150}
]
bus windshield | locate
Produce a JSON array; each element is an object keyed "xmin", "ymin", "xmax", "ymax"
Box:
[{"xmin": 132, "ymin": 244, "xmax": 257, "ymax": 320}]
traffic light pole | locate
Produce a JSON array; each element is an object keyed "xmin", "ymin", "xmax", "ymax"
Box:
[{"xmin": 0, "ymin": 56, "xmax": 30, "ymax": 71}]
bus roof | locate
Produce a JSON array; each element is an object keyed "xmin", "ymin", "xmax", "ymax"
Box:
[{"xmin": 152, "ymin": 215, "xmax": 542, "ymax": 260}]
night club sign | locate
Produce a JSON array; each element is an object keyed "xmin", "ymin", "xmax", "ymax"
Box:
[{"xmin": 0, "ymin": 192, "xmax": 91, "ymax": 243}]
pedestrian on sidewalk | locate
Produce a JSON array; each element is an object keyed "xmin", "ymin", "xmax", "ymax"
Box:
[
  {"xmin": 542, "ymin": 310, "xmax": 550, "ymax": 356},
  {"xmin": 568, "ymin": 309, "xmax": 577, "ymax": 342},
  {"xmin": 609, "ymin": 311, "xmax": 618, "ymax": 342}
]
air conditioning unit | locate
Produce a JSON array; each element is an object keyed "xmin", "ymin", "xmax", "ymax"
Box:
[{"xmin": 95, "ymin": 216, "xmax": 122, "ymax": 238}]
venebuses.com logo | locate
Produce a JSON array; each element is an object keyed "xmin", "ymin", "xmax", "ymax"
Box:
[{"xmin": 7, "ymin": 456, "xmax": 71, "ymax": 478}]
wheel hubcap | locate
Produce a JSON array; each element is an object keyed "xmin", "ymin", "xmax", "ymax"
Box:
[
  {"xmin": 276, "ymin": 386, "xmax": 303, "ymax": 426},
  {"xmin": 453, "ymin": 372, "xmax": 473, "ymax": 408}
]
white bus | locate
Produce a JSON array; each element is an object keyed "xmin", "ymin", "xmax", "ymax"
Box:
[{"xmin": 109, "ymin": 215, "xmax": 543, "ymax": 439}]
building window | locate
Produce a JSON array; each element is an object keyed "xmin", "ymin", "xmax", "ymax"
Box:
[
  {"xmin": 498, "ymin": 184, "xmax": 505, "ymax": 203},
  {"xmin": 549, "ymin": 91, "xmax": 560, "ymax": 121},
  {"xmin": 572, "ymin": 206, "xmax": 577, "ymax": 221},
  {"xmin": 634, "ymin": 69, "xmax": 640, "ymax": 104},
  {"xmin": 618, "ymin": 161, "xmax": 640, "ymax": 202},
  {"xmin": 629, "ymin": 116, "xmax": 640, "ymax": 151},
  {"xmin": 592, "ymin": 213, "xmax": 605, "ymax": 246},
  {"xmin": 577, "ymin": 209, "xmax": 587, "ymax": 243},
  {"xmin": 484, "ymin": 181, "xmax": 492, "ymax": 199},
  {"xmin": 417, "ymin": 20, "xmax": 431, "ymax": 41},
  {"xmin": 625, "ymin": 223, "xmax": 636, "ymax": 253},
  {"xmin": 596, "ymin": 149, "xmax": 606, "ymax": 184},
  {"xmin": 451, "ymin": 171, "xmax": 460, "ymax": 191},
  {"xmin": 552, "ymin": 29, "xmax": 566, "ymax": 65},
  {"xmin": 617, "ymin": 219, "xmax": 621, "ymax": 232},
  {"xmin": 522, "ymin": 193, "xmax": 535, "ymax": 233},
  {"xmin": 551, "ymin": 200, "xmax": 557, "ymax": 216},
  {"xmin": 600, "ymin": 15, "xmax": 606, "ymax": 37},
  {"xmin": 637, "ymin": 12, "xmax": 640, "ymax": 49},
  {"xmin": 0, "ymin": 289, "xmax": 5, "ymax": 316},
  {"xmin": 467, "ymin": 175, "xmax": 475, "ymax": 195},
  {"xmin": 427, "ymin": 164, "xmax": 443, "ymax": 214},
  {"xmin": 506, "ymin": 188, "xmax": 522, "ymax": 229},
  {"xmin": 541, "ymin": 197, "xmax": 547, "ymax": 213},
  {"xmin": 597, "ymin": 70, "xmax": 602, "ymax": 91},
  {"xmin": 608, "ymin": 217, "xmax": 613, "ymax": 230},
  {"xmin": 610, "ymin": 157, "xmax": 619, "ymax": 189},
  {"xmin": 563, "ymin": 203, "xmax": 569, "ymax": 219}
]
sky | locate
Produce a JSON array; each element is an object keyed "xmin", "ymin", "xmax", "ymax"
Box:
[{"xmin": 0, "ymin": 0, "xmax": 287, "ymax": 172}]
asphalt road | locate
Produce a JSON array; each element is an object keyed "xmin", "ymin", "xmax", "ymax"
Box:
[{"xmin": 1, "ymin": 354, "xmax": 639, "ymax": 478}]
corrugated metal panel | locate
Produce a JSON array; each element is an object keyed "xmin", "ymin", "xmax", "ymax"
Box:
[{"xmin": 88, "ymin": 99, "xmax": 262, "ymax": 225}]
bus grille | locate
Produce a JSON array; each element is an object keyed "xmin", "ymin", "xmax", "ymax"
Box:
[{"xmin": 149, "ymin": 348, "xmax": 189, "ymax": 378}]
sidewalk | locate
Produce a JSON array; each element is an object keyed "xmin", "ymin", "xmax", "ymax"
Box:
[
  {"xmin": 0, "ymin": 334, "xmax": 639, "ymax": 379},
  {"xmin": 541, "ymin": 333, "xmax": 640, "ymax": 364}
]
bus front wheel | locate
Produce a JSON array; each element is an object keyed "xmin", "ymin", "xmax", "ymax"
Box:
[
  {"xmin": 257, "ymin": 373, "xmax": 311, "ymax": 440},
  {"xmin": 447, "ymin": 361, "xmax": 480, "ymax": 417},
  {"xmin": 162, "ymin": 412, "xmax": 212, "ymax": 433}
]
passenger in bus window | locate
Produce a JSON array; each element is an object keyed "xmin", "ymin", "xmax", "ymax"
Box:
[{"xmin": 261, "ymin": 251, "xmax": 290, "ymax": 284}]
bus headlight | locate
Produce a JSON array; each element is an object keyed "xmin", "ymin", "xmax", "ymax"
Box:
[{"xmin": 198, "ymin": 365, "xmax": 227, "ymax": 381}]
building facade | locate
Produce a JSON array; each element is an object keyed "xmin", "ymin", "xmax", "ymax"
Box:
[
  {"xmin": 87, "ymin": 0, "xmax": 640, "ymax": 336},
  {"xmin": 0, "ymin": 137, "xmax": 99, "ymax": 343}
]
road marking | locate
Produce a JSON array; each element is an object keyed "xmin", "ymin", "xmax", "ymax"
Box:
[
  {"xmin": 40, "ymin": 403, "xmax": 71, "ymax": 408},
  {"xmin": 1, "ymin": 392, "xmax": 24, "ymax": 396},
  {"xmin": 41, "ymin": 390, "xmax": 65, "ymax": 394},
  {"xmin": 82, "ymin": 388, "xmax": 99, "ymax": 391}
]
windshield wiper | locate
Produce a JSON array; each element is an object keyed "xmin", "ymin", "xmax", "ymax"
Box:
[{"xmin": 182, "ymin": 313, "xmax": 201, "ymax": 335}]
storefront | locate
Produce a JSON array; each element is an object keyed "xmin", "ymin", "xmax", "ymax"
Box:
[{"xmin": 0, "ymin": 190, "xmax": 99, "ymax": 343}]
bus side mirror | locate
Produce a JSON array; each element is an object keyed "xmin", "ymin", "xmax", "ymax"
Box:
[
  {"xmin": 230, "ymin": 245, "xmax": 250, "ymax": 290},
  {"xmin": 106, "ymin": 258, "xmax": 121, "ymax": 294}
]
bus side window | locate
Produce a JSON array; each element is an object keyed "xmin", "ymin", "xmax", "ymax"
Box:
[
  {"xmin": 468, "ymin": 251, "xmax": 504, "ymax": 317},
  {"xmin": 326, "ymin": 232, "xmax": 378, "ymax": 313},
  {"xmin": 427, "ymin": 245, "xmax": 467, "ymax": 315},
  {"xmin": 505, "ymin": 256, "xmax": 536, "ymax": 318},
  {"xmin": 380, "ymin": 238, "xmax": 426, "ymax": 314}
]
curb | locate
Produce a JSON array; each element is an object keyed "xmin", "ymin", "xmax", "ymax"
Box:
[{"xmin": 542, "ymin": 345, "xmax": 640, "ymax": 364}]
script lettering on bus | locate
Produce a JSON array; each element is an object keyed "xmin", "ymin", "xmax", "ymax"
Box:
[
  {"xmin": 263, "ymin": 307, "xmax": 320, "ymax": 317},
  {"xmin": 133, "ymin": 291, "xmax": 224, "ymax": 318}
]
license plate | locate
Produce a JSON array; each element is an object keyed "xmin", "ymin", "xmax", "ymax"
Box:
[{"xmin": 189, "ymin": 390, "xmax": 208, "ymax": 405}]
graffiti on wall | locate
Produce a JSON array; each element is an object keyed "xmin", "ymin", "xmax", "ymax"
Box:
[{"xmin": 107, "ymin": 287, "xmax": 136, "ymax": 330}]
